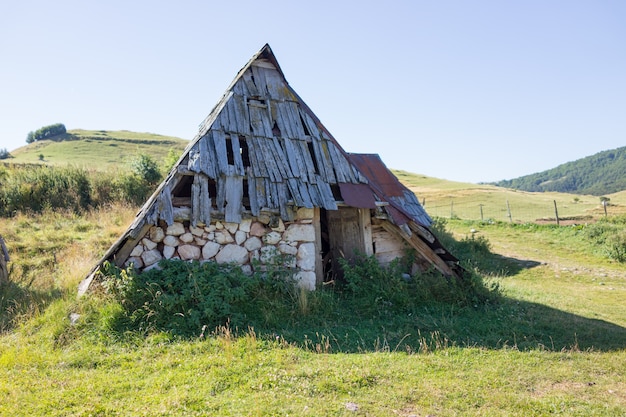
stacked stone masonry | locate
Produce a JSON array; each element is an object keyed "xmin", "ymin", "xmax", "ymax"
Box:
[{"xmin": 124, "ymin": 208, "xmax": 317, "ymax": 290}]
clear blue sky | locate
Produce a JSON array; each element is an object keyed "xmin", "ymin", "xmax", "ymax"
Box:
[{"xmin": 1, "ymin": 0, "xmax": 625, "ymax": 183}]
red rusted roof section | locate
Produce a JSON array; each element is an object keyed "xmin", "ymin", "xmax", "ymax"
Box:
[
  {"xmin": 338, "ymin": 183, "xmax": 377, "ymax": 209},
  {"xmin": 348, "ymin": 154, "xmax": 406, "ymax": 197}
]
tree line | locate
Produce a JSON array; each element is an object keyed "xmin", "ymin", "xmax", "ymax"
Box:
[
  {"xmin": 26, "ymin": 123, "xmax": 67, "ymax": 143},
  {"xmin": 493, "ymin": 146, "xmax": 626, "ymax": 196}
]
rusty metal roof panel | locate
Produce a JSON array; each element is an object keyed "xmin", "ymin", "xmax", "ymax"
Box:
[
  {"xmin": 339, "ymin": 183, "xmax": 377, "ymax": 209},
  {"xmin": 347, "ymin": 153, "xmax": 432, "ymax": 226}
]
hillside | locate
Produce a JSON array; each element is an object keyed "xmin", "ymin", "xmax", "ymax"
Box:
[
  {"xmin": 492, "ymin": 146, "xmax": 626, "ymax": 196},
  {"xmin": 6, "ymin": 129, "xmax": 188, "ymax": 171}
]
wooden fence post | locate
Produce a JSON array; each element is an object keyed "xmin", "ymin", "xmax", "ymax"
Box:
[
  {"xmin": 553, "ymin": 200, "xmax": 560, "ymax": 226},
  {"xmin": 506, "ymin": 200, "xmax": 512, "ymax": 223}
]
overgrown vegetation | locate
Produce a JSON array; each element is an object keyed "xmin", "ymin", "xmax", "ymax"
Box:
[
  {"xmin": 584, "ymin": 215, "xmax": 626, "ymax": 262},
  {"xmin": 0, "ymin": 156, "xmax": 163, "ymax": 216}
]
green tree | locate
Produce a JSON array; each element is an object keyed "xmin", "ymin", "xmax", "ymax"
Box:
[{"xmin": 131, "ymin": 154, "xmax": 162, "ymax": 184}]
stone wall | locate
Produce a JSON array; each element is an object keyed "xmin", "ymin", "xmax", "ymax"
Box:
[{"xmin": 124, "ymin": 208, "xmax": 318, "ymax": 290}]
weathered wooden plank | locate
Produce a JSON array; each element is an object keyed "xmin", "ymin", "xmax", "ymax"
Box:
[
  {"xmin": 242, "ymin": 71, "xmax": 259, "ymax": 97},
  {"xmin": 248, "ymin": 101, "xmax": 273, "ymax": 137},
  {"xmin": 248, "ymin": 177, "xmax": 260, "ymax": 216},
  {"xmin": 316, "ymin": 179, "xmax": 338, "ymax": 210},
  {"xmin": 327, "ymin": 140, "xmax": 353, "ymax": 183},
  {"xmin": 211, "ymin": 130, "xmax": 229, "ymax": 175},
  {"xmin": 233, "ymin": 94, "xmax": 250, "ymax": 135},
  {"xmin": 256, "ymin": 137, "xmax": 282, "ymax": 182},
  {"xmin": 282, "ymin": 137, "xmax": 303, "ymax": 179},
  {"xmin": 191, "ymin": 179, "xmax": 201, "ymax": 226},
  {"xmin": 298, "ymin": 108, "xmax": 321, "ymax": 138},
  {"xmin": 286, "ymin": 102, "xmax": 306, "ymax": 138},
  {"xmin": 224, "ymin": 175, "xmax": 243, "ymax": 223},
  {"xmin": 286, "ymin": 178, "xmax": 303, "ymax": 206},
  {"xmin": 198, "ymin": 175, "xmax": 211, "ymax": 226},
  {"xmin": 274, "ymin": 101, "xmax": 294, "ymax": 139},
  {"xmin": 260, "ymin": 66, "xmax": 283, "ymax": 99},
  {"xmin": 230, "ymin": 134, "xmax": 245, "ymax": 175},
  {"xmin": 199, "ymin": 135, "xmax": 218, "ymax": 179},
  {"xmin": 251, "ymin": 65, "xmax": 268, "ymax": 96},
  {"xmin": 276, "ymin": 182, "xmax": 291, "ymax": 220},
  {"xmin": 187, "ymin": 142, "xmax": 201, "ymax": 173},
  {"xmin": 245, "ymin": 136, "xmax": 266, "ymax": 178},
  {"xmin": 297, "ymin": 140, "xmax": 318, "ymax": 183},
  {"xmin": 216, "ymin": 176, "xmax": 225, "ymax": 212},
  {"xmin": 270, "ymin": 137, "xmax": 292, "ymax": 178},
  {"xmin": 298, "ymin": 182, "xmax": 314, "ymax": 208},
  {"xmin": 158, "ymin": 185, "xmax": 174, "ymax": 226},
  {"xmin": 312, "ymin": 138, "xmax": 335, "ymax": 183}
]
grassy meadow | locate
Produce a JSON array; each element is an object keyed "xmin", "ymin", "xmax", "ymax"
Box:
[
  {"xmin": 0, "ymin": 136, "xmax": 625, "ymax": 416},
  {"xmin": 6, "ymin": 129, "xmax": 188, "ymax": 171}
]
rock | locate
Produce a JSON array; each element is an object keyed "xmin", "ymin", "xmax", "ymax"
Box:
[
  {"xmin": 179, "ymin": 232, "xmax": 194, "ymax": 243},
  {"xmin": 166, "ymin": 222, "xmax": 186, "ymax": 236},
  {"xmin": 142, "ymin": 238, "xmax": 157, "ymax": 250},
  {"xmin": 178, "ymin": 244, "xmax": 201, "ymax": 260},
  {"xmin": 216, "ymin": 244, "xmax": 249, "ymax": 265},
  {"xmin": 163, "ymin": 235, "xmax": 180, "ymax": 247},
  {"xmin": 295, "ymin": 270, "xmax": 316, "ymax": 291},
  {"xmin": 215, "ymin": 230, "xmax": 234, "ymax": 244},
  {"xmin": 284, "ymin": 224, "xmax": 315, "ymax": 242},
  {"xmin": 296, "ymin": 207, "xmax": 314, "ymax": 220},
  {"xmin": 260, "ymin": 246, "xmax": 278, "ymax": 264},
  {"xmin": 142, "ymin": 249, "xmax": 162, "ymax": 266},
  {"xmin": 202, "ymin": 242, "xmax": 221, "ymax": 259},
  {"xmin": 143, "ymin": 262, "xmax": 162, "ymax": 272},
  {"xmin": 224, "ymin": 222, "xmax": 239, "ymax": 234},
  {"xmin": 125, "ymin": 256, "xmax": 144, "ymax": 269},
  {"xmin": 149, "ymin": 226, "xmax": 165, "ymax": 243},
  {"xmin": 271, "ymin": 218, "xmax": 285, "ymax": 232},
  {"xmin": 241, "ymin": 264, "xmax": 253, "ymax": 276},
  {"xmin": 189, "ymin": 225, "xmax": 204, "ymax": 236},
  {"xmin": 244, "ymin": 236, "xmax": 262, "ymax": 251},
  {"xmin": 263, "ymin": 231, "xmax": 282, "ymax": 245},
  {"xmin": 278, "ymin": 243, "xmax": 297, "ymax": 256},
  {"xmin": 297, "ymin": 242, "xmax": 316, "ymax": 271},
  {"xmin": 130, "ymin": 245, "xmax": 144, "ymax": 257},
  {"xmin": 163, "ymin": 245, "xmax": 176, "ymax": 259},
  {"xmin": 257, "ymin": 213, "xmax": 271, "ymax": 225},
  {"xmin": 235, "ymin": 230, "xmax": 247, "ymax": 245},
  {"xmin": 215, "ymin": 221, "xmax": 224, "ymax": 230},
  {"xmin": 239, "ymin": 218, "xmax": 252, "ymax": 233},
  {"xmin": 249, "ymin": 221, "xmax": 266, "ymax": 237},
  {"xmin": 204, "ymin": 225, "xmax": 216, "ymax": 232},
  {"xmin": 194, "ymin": 237, "xmax": 207, "ymax": 246}
]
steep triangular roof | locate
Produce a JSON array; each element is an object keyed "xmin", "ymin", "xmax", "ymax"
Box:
[{"xmin": 79, "ymin": 44, "xmax": 460, "ymax": 295}]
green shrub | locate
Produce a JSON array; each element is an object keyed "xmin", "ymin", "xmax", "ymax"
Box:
[
  {"xmin": 26, "ymin": 123, "xmax": 67, "ymax": 143},
  {"xmin": 584, "ymin": 215, "xmax": 626, "ymax": 262}
]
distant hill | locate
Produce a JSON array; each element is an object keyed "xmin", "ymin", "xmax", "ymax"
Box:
[
  {"xmin": 5, "ymin": 129, "xmax": 188, "ymax": 171},
  {"xmin": 492, "ymin": 147, "xmax": 626, "ymax": 196}
]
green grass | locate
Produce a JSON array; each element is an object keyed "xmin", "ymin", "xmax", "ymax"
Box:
[
  {"xmin": 0, "ymin": 173, "xmax": 625, "ymax": 415},
  {"xmin": 6, "ymin": 129, "xmax": 188, "ymax": 171}
]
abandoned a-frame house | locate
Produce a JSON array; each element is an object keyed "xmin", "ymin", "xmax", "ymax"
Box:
[{"xmin": 79, "ymin": 44, "xmax": 461, "ymax": 295}]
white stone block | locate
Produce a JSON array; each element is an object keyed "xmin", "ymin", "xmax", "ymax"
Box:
[
  {"xmin": 149, "ymin": 226, "xmax": 165, "ymax": 243},
  {"xmin": 216, "ymin": 244, "xmax": 249, "ymax": 265},
  {"xmin": 296, "ymin": 207, "xmax": 314, "ymax": 220},
  {"xmin": 284, "ymin": 224, "xmax": 315, "ymax": 242},
  {"xmin": 189, "ymin": 225, "xmax": 204, "ymax": 236},
  {"xmin": 224, "ymin": 222, "xmax": 239, "ymax": 234},
  {"xmin": 202, "ymin": 242, "xmax": 221, "ymax": 259},
  {"xmin": 163, "ymin": 235, "xmax": 179, "ymax": 247},
  {"xmin": 125, "ymin": 256, "xmax": 144, "ymax": 269},
  {"xmin": 166, "ymin": 222, "xmax": 186, "ymax": 236},
  {"xmin": 163, "ymin": 245, "xmax": 176, "ymax": 259},
  {"xmin": 239, "ymin": 218, "xmax": 252, "ymax": 233},
  {"xmin": 263, "ymin": 231, "xmax": 282, "ymax": 245},
  {"xmin": 142, "ymin": 249, "xmax": 162, "ymax": 266},
  {"xmin": 142, "ymin": 238, "xmax": 157, "ymax": 250},
  {"xmin": 130, "ymin": 245, "xmax": 144, "ymax": 257},
  {"xmin": 295, "ymin": 270, "xmax": 316, "ymax": 291},
  {"xmin": 235, "ymin": 230, "xmax": 247, "ymax": 245},
  {"xmin": 296, "ymin": 242, "xmax": 316, "ymax": 271},
  {"xmin": 260, "ymin": 246, "xmax": 278, "ymax": 264},
  {"xmin": 244, "ymin": 236, "xmax": 262, "ymax": 251},
  {"xmin": 278, "ymin": 243, "xmax": 297, "ymax": 256},
  {"xmin": 215, "ymin": 230, "xmax": 234, "ymax": 244},
  {"xmin": 178, "ymin": 244, "xmax": 201, "ymax": 260},
  {"xmin": 179, "ymin": 232, "xmax": 194, "ymax": 243}
]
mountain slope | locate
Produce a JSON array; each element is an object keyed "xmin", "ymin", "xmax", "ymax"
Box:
[
  {"xmin": 6, "ymin": 129, "xmax": 188, "ymax": 171},
  {"xmin": 493, "ymin": 146, "xmax": 626, "ymax": 196}
]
